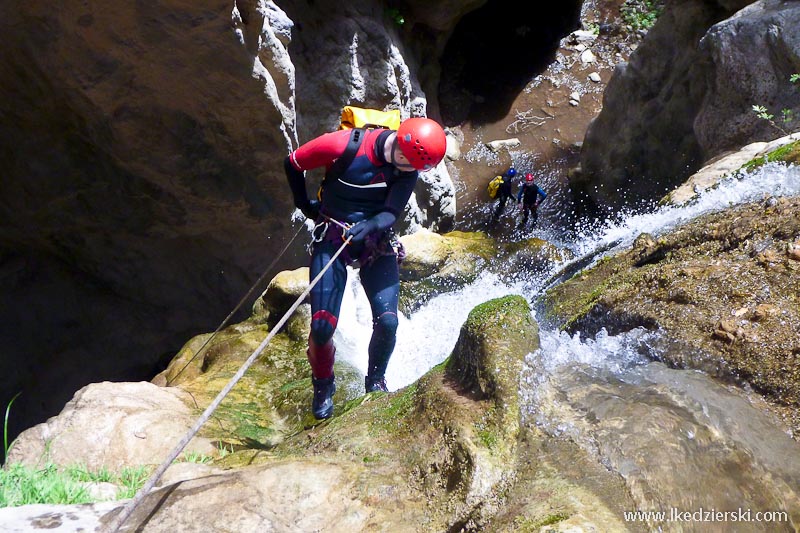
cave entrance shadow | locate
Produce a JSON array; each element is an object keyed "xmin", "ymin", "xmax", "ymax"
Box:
[{"xmin": 438, "ymin": 0, "xmax": 582, "ymax": 126}]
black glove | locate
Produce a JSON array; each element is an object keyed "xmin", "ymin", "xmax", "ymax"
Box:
[
  {"xmin": 345, "ymin": 211, "xmax": 396, "ymax": 244},
  {"xmin": 300, "ymin": 199, "xmax": 321, "ymax": 220}
]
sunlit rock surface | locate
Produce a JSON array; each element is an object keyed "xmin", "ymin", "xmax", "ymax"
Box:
[
  {"xmin": 0, "ymin": 0, "xmax": 455, "ymax": 441},
  {"xmin": 576, "ymin": 0, "xmax": 800, "ymax": 212}
]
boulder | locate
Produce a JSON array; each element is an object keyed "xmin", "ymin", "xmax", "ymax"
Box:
[
  {"xmin": 540, "ymin": 195, "xmax": 800, "ymax": 436},
  {"xmin": 6, "ymin": 382, "xmax": 216, "ymax": 472},
  {"xmin": 663, "ymin": 133, "xmax": 800, "ymax": 205},
  {"xmin": 252, "ymin": 266, "xmax": 312, "ymax": 341},
  {"xmin": 694, "ymin": 1, "xmax": 800, "ymax": 157},
  {"xmin": 575, "ymin": 0, "xmax": 800, "ymax": 214},
  {"xmin": 399, "ymin": 230, "xmax": 496, "ymax": 312},
  {"xmin": 485, "ymin": 138, "xmax": 521, "ymax": 152}
]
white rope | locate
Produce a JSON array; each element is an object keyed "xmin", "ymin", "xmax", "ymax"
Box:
[
  {"xmin": 104, "ymin": 236, "xmax": 352, "ymax": 533},
  {"xmin": 167, "ymin": 224, "xmax": 305, "ymax": 385}
]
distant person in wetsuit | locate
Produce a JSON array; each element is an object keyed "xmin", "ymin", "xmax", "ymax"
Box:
[
  {"xmin": 517, "ymin": 172, "xmax": 547, "ymax": 228},
  {"xmin": 284, "ymin": 117, "xmax": 447, "ymax": 419},
  {"xmin": 491, "ymin": 167, "xmax": 517, "ymax": 222}
]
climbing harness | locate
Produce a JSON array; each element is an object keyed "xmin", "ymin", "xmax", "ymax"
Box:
[
  {"xmin": 307, "ymin": 214, "xmax": 352, "ymax": 255},
  {"xmin": 104, "ymin": 234, "xmax": 354, "ymax": 533},
  {"xmin": 308, "ymin": 213, "xmax": 404, "ymax": 268},
  {"xmin": 166, "ymin": 224, "xmax": 305, "ymax": 386}
]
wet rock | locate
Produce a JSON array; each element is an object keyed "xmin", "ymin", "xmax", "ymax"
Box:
[
  {"xmin": 399, "ymin": 230, "xmax": 495, "ymax": 313},
  {"xmin": 485, "ymin": 138, "xmax": 521, "ymax": 152},
  {"xmin": 541, "ymin": 196, "xmax": 800, "ymax": 436},
  {"xmin": 577, "ymin": 0, "xmax": 799, "ymax": 213},
  {"xmin": 663, "ymin": 135, "xmax": 800, "ymax": 206},
  {"xmin": 789, "ymin": 242, "xmax": 800, "ymax": 261},
  {"xmin": 7, "ymin": 382, "xmax": 216, "ymax": 472}
]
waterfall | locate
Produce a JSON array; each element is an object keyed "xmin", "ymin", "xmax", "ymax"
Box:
[
  {"xmin": 334, "ymin": 160, "xmax": 800, "ymax": 525},
  {"xmin": 337, "ymin": 160, "xmax": 800, "ymax": 389}
]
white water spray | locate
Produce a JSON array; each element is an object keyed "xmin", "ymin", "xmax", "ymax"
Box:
[{"xmin": 335, "ymin": 161, "xmax": 800, "ymax": 387}]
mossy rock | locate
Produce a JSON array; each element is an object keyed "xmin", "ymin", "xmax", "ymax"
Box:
[
  {"xmin": 399, "ymin": 230, "xmax": 569, "ymax": 314},
  {"xmin": 400, "ymin": 230, "xmax": 497, "ymax": 313},
  {"xmin": 540, "ymin": 197, "xmax": 800, "ymax": 436},
  {"xmin": 251, "ymin": 267, "xmax": 311, "ymax": 341},
  {"xmin": 495, "ymin": 237, "xmax": 573, "ymax": 281},
  {"xmin": 742, "ymin": 138, "xmax": 800, "ymax": 171},
  {"xmin": 153, "ymin": 320, "xmax": 362, "ymax": 452}
]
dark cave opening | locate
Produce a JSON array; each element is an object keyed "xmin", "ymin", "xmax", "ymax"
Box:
[{"xmin": 438, "ymin": 0, "xmax": 582, "ymax": 126}]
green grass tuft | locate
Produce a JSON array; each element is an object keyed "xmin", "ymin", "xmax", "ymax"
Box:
[{"xmin": 0, "ymin": 462, "xmax": 151, "ymax": 507}]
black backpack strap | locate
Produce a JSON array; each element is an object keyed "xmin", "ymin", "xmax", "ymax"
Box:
[{"xmin": 325, "ymin": 128, "xmax": 365, "ymax": 184}]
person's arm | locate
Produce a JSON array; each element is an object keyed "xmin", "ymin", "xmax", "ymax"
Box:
[
  {"xmin": 284, "ymin": 130, "xmax": 351, "ymax": 219},
  {"xmin": 284, "ymin": 156, "xmax": 319, "ymax": 219},
  {"xmin": 534, "ymin": 186, "xmax": 547, "ymax": 208},
  {"xmin": 516, "ymin": 187, "xmax": 523, "ymax": 203}
]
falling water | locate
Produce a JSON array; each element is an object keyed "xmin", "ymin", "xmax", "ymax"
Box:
[{"xmin": 335, "ymin": 161, "xmax": 800, "ymax": 529}]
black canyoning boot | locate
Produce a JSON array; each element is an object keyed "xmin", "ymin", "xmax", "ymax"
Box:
[
  {"xmin": 311, "ymin": 374, "xmax": 336, "ymax": 419},
  {"xmin": 364, "ymin": 375, "xmax": 388, "ymax": 393}
]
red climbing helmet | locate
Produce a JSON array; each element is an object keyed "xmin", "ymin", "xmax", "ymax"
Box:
[
  {"xmin": 396, "ymin": 117, "xmax": 447, "ymax": 171},
  {"xmin": 525, "ymin": 173, "xmax": 535, "ymax": 183}
]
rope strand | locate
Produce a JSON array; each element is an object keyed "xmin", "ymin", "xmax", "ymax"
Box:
[
  {"xmin": 104, "ymin": 235, "xmax": 352, "ymax": 533},
  {"xmin": 167, "ymin": 224, "xmax": 305, "ymax": 385}
]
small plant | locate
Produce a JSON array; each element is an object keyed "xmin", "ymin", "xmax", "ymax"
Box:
[
  {"xmin": 66, "ymin": 464, "xmax": 114, "ymax": 483},
  {"xmin": 0, "ymin": 463, "xmax": 91, "ymax": 506},
  {"xmin": 117, "ymin": 466, "xmax": 151, "ymax": 499},
  {"xmin": 752, "ymin": 73, "xmax": 800, "ymax": 135},
  {"xmin": 386, "ymin": 7, "xmax": 404, "ymax": 26},
  {"xmin": 621, "ymin": 0, "xmax": 664, "ymax": 31},
  {"xmin": 178, "ymin": 451, "xmax": 213, "ymax": 464},
  {"xmin": 3, "ymin": 392, "xmax": 21, "ymax": 465}
]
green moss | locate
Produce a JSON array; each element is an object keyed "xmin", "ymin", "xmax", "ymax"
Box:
[
  {"xmin": 210, "ymin": 401, "xmax": 280, "ymax": 447},
  {"xmin": 465, "ymin": 295, "xmax": 530, "ymax": 330},
  {"xmin": 621, "ymin": 0, "xmax": 663, "ymax": 31},
  {"xmin": 442, "ymin": 230, "xmax": 497, "ymax": 259},
  {"xmin": 476, "ymin": 428, "xmax": 498, "ymax": 451},
  {"xmin": 742, "ymin": 139, "xmax": 800, "ymax": 171},
  {"xmin": 513, "ymin": 512, "xmax": 569, "ymax": 532}
]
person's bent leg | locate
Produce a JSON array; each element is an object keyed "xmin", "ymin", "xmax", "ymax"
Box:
[
  {"xmin": 307, "ymin": 241, "xmax": 347, "ymax": 418},
  {"xmin": 360, "ymin": 254, "xmax": 400, "ymax": 393}
]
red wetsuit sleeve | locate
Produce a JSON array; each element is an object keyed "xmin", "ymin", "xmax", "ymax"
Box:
[{"xmin": 289, "ymin": 130, "xmax": 352, "ymax": 172}]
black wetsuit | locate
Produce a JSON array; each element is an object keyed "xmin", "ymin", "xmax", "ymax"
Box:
[{"xmin": 285, "ymin": 128, "xmax": 417, "ymax": 383}]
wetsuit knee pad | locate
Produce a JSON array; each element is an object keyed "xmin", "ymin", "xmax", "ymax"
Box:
[
  {"xmin": 373, "ymin": 311, "xmax": 398, "ymax": 335},
  {"xmin": 310, "ymin": 310, "xmax": 338, "ymax": 345}
]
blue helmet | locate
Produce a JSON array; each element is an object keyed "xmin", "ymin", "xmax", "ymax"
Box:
[{"xmin": 506, "ymin": 167, "xmax": 517, "ymax": 178}]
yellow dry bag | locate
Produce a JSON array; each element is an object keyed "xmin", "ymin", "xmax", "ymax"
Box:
[{"xmin": 340, "ymin": 106, "xmax": 401, "ymax": 130}]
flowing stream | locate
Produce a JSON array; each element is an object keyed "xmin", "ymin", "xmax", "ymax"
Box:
[{"xmin": 336, "ymin": 162, "xmax": 800, "ymax": 530}]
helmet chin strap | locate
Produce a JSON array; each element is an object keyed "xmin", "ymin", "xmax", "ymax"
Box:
[{"xmin": 384, "ymin": 133, "xmax": 401, "ymax": 167}]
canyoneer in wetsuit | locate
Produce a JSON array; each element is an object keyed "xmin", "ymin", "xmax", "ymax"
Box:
[
  {"xmin": 491, "ymin": 167, "xmax": 517, "ymax": 222},
  {"xmin": 284, "ymin": 117, "xmax": 447, "ymax": 419},
  {"xmin": 517, "ymin": 172, "xmax": 547, "ymax": 228}
]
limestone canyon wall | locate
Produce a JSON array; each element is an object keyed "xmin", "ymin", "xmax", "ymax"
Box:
[{"xmin": 0, "ymin": 0, "xmax": 459, "ymax": 441}]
